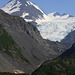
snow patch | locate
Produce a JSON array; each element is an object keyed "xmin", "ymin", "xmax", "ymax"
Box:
[
  {"xmin": 2, "ymin": 0, "xmax": 22, "ymax": 14},
  {"xmin": 35, "ymin": 14, "xmax": 54, "ymax": 24},
  {"xmin": 27, "ymin": 1, "xmax": 31, "ymax": 5},
  {"xmin": 21, "ymin": 12, "xmax": 29, "ymax": 18},
  {"xmin": 25, "ymin": 4, "xmax": 27, "ymax": 6},
  {"xmin": 27, "ymin": 1, "xmax": 44, "ymax": 14},
  {"xmin": 24, "ymin": 19, "xmax": 33, "ymax": 22}
]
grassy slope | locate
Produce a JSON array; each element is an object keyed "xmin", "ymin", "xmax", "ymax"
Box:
[{"xmin": 32, "ymin": 44, "xmax": 75, "ymax": 75}]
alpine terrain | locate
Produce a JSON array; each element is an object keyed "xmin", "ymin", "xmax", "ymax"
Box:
[
  {"xmin": 0, "ymin": 0, "xmax": 75, "ymax": 75},
  {"xmin": 0, "ymin": 10, "xmax": 67, "ymax": 74},
  {"xmin": 1, "ymin": 0, "xmax": 75, "ymax": 46}
]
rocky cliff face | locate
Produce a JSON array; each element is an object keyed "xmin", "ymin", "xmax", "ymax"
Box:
[{"xmin": 0, "ymin": 10, "xmax": 68, "ymax": 74}]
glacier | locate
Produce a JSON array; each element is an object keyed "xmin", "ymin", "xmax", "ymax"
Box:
[{"xmin": 37, "ymin": 12, "xmax": 75, "ymax": 42}]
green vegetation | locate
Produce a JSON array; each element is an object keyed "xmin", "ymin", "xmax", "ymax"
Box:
[
  {"xmin": 32, "ymin": 58, "xmax": 75, "ymax": 75},
  {"xmin": 0, "ymin": 72, "xmax": 30, "ymax": 75},
  {"xmin": 0, "ymin": 24, "xmax": 29, "ymax": 63},
  {"xmin": 32, "ymin": 44, "xmax": 75, "ymax": 75}
]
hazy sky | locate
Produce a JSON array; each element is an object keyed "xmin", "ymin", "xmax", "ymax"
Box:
[{"xmin": 0, "ymin": 0, "xmax": 75, "ymax": 16}]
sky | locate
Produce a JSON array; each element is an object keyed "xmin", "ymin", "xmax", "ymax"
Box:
[{"xmin": 0, "ymin": 0, "xmax": 75, "ymax": 16}]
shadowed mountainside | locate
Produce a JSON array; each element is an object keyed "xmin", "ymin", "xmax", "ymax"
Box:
[{"xmin": 32, "ymin": 43, "xmax": 75, "ymax": 75}]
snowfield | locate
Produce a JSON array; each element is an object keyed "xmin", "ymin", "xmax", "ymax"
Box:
[{"xmin": 37, "ymin": 12, "xmax": 75, "ymax": 42}]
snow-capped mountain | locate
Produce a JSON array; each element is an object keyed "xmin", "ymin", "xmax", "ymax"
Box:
[
  {"xmin": 1, "ymin": 0, "xmax": 48, "ymax": 24},
  {"xmin": 1, "ymin": 0, "xmax": 75, "ymax": 45},
  {"xmin": 37, "ymin": 12, "xmax": 75, "ymax": 43}
]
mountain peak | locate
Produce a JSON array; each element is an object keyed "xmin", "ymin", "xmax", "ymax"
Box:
[
  {"xmin": 1, "ymin": 0, "xmax": 46, "ymax": 24},
  {"xmin": 62, "ymin": 13, "xmax": 74, "ymax": 17},
  {"xmin": 53, "ymin": 12, "xmax": 60, "ymax": 16},
  {"xmin": 48, "ymin": 12, "xmax": 61, "ymax": 18}
]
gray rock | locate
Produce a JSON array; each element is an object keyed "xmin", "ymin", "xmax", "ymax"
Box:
[{"xmin": 61, "ymin": 31, "xmax": 75, "ymax": 46}]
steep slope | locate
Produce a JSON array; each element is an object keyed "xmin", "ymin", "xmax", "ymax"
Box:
[
  {"xmin": 0, "ymin": 10, "xmax": 68, "ymax": 74},
  {"xmin": 32, "ymin": 43, "xmax": 75, "ymax": 75},
  {"xmin": 0, "ymin": 24, "xmax": 29, "ymax": 74},
  {"xmin": 1, "ymin": 0, "xmax": 48, "ymax": 25}
]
